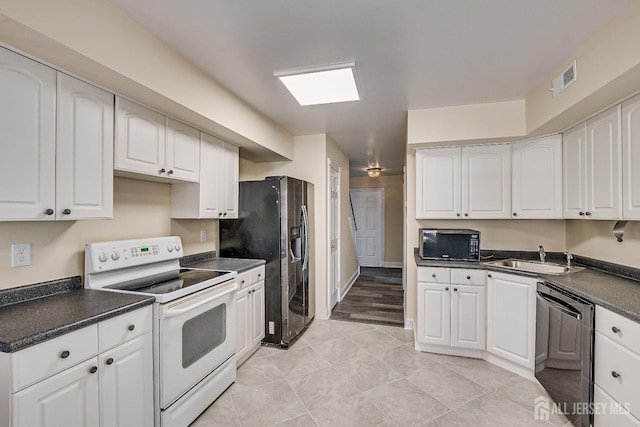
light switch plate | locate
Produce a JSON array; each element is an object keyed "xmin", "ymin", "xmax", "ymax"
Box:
[
  {"xmin": 200, "ymin": 229, "xmax": 207, "ymax": 243},
  {"xmin": 11, "ymin": 243, "xmax": 31, "ymax": 267}
]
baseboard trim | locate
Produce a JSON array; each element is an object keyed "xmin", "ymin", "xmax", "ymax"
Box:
[
  {"xmin": 340, "ymin": 267, "xmax": 360, "ymax": 300},
  {"xmin": 382, "ymin": 262, "xmax": 403, "ymax": 268},
  {"xmin": 404, "ymin": 318, "xmax": 414, "ymax": 331}
]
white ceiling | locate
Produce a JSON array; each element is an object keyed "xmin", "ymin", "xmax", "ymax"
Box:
[{"xmin": 109, "ymin": 0, "xmax": 630, "ymax": 177}]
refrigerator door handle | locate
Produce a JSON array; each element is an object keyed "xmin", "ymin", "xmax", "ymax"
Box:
[{"xmin": 302, "ymin": 205, "xmax": 310, "ymax": 271}]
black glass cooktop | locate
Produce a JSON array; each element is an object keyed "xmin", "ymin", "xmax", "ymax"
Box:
[{"xmin": 105, "ymin": 269, "xmax": 231, "ymax": 295}]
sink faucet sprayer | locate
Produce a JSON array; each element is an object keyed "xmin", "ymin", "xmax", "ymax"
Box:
[
  {"xmin": 538, "ymin": 245, "xmax": 546, "ymax": 263},
  {"xmin": 564, "ymin": 252, "xmax": 573, "ymax": 269}
]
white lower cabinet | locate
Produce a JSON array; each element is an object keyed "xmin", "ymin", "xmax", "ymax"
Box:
[
  {"xmin": 486, "ymin": 272, "xmax": 537, "ymax": 370},
  {"xmin": 594, "ymin": 306, "xmax": 640, "ymax": 425},
  {"xmin": 235, "ymin": 266, "xmax": 265, "ymax": 366},
  {"xmin": 416, "ymin": 267, "xmax": 485, "ymax": 354},
  {"xmin": 2, "ymin": 307, "xmax": 153, "ymax": 427}
]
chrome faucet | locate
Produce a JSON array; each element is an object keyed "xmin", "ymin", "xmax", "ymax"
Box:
[
  {"xmin": 564, "ymin": 252, "xmax": 573, "ymax": 269},
  {"xmin": 538, "ymin": 245, "xmax": 546, "ymax": 263}
]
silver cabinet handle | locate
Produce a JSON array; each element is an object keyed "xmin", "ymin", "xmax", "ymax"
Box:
[
  {"xmin": 612, "ymin": 326, "xmax": 620, "ymax": 333},
  {"xmin": 611, "ymin": 371, "xmax": 621, "ymax": 379}
]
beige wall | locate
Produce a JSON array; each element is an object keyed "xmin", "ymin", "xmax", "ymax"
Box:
[
  {"xmin": 350, "ymin": 175, "xmax": 404, "ymax": 264},
  {"xmin": 0, "ymin": 0, "xmax": 293, "ymax": 161},
  {"xmin": 566, "ymin": 221, "xmax": 640, "ymax": 269},
  {"xmin": 0, "ymin": 178, "xmax": 218, "ymax": 290}
]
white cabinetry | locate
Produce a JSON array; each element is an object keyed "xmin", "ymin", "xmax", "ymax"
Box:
[
  {"xmin": 622, "ymin": 94, "xmax": 640, "ymax": 220},
  {"xmin": 511, "ymin": 135, "xmax": 562, "ymax": 218},
  {"xmin": 1, "ymin": 307, "xmax": 153, "ymax": 427},
  {"xmin": 563, "ymin": 105, "xmax": 621, "ymax": 219},
  {"xmin": 171, "ymin": 132, "xmax": 239, "ymax": 219},
  {"xmin": 115, "ymin": 97, "xmax": 200, "ymax": 183},
  {"xmin": 594, "ymin": 306, "xmax": 640, "ymax": 426},
  {"xmin": 486, "ymin": 272, "xmax": 537, "ymax": 371},
  {"xmin": 0, "ymin": 48, "xmax": 113, "ymax": 221},
  {"xmin": 416, "ymin": 144, "xmax": 511, "ymax": 219},
  {"xmin": 235, "ymin": 266, "xmax": 265, "ymax": 366},
  {"xmin": 416, "ymin": 267, "xmax": 486, "ymax": 356}
]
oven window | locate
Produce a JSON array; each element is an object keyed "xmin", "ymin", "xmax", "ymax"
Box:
[{"xmin": 182, "ymin": 304, "xmax": 227, "ymax": 368}]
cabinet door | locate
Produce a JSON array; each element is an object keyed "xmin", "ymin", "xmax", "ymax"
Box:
[
  {"xmin": 451, "ymin": 285, "xmax": 485, "ymax": 350},
  {"xmin": 415, "ymin": 147, "xmax": 461, "ymax": 219},
  {"xmin": 622, "ymin": 94, "xmax": 640, "ymax": 220},
  {"xmin": 166, "ymin": 118, "xmax": 200, "ymax": 182},
  {"xmin": 587, "ymin": 105, "xmax": 621, "ymax": 219},
  {"xmin": 563, "ymin": 124, "xmax": 588, "ymax": 218},
  {"xmin": 199, "ymin": 132, "xmax": 224, "ymax": 218},
  {"xmin": 13, "ymin": 358, "xmax": 99, "ymax": 427},
  {"xmin": 250, "ymin": 281, "xmax": 266, "ymax": 348},
  {"xmin": 487, "ymin": 273, "xmax": 536, "ymax": 368},
  {"xmin": 100, "ymin": 334, "xmax": 153, "ymax": 427},
  {"xmin": 222, "ymin": 143, "xmax": 239, "ymax": 219},
  {"xmin": 56, "ymin": 73, "xmax": 114, "ymax": 220},
  {"xmin": 0, "ymin": 47, "xmax": 56, "ymax": 220},
  {"xmin": 462, "ymin": 144, "xmax": 511, "ymax": 219},
  {"xmin": 417, "ymin": 282, "xmax": 451, "ymax": 346},
  {"xmin": 235, "ymin": 286, "xmax": 251, "ymax": 363},
  {"xmin": 512, "ymin": 135, "xmax": 562, "ymax": 219},
  {"xmin": 115, "ymin": 97, "xmax": 166, "ymax": 178}
]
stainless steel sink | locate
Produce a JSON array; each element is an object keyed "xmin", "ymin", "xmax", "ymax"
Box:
[{"xmin": 485, "ymin": 259, "xmax": 584, "ymax": 275}]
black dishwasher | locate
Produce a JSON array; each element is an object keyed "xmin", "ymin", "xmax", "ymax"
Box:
[{"xmin": 535, "ymin": 281, "xmax": 594, "ymax": 427}]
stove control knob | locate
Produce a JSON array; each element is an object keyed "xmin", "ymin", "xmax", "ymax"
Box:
[
  {"xmin": 174, "ymin": 243, "xmax": 181, "ymax": 252},
  {"xmin": 167, "ymin": 245, "xmax": 174, "ymax": 253},
  {"xmin": 111, "ymin": 251, "xmax": 120, "ymax": 261},
  {"xmin": 98, "ymin": 252, "xmax": 108, "ymax": 263}
]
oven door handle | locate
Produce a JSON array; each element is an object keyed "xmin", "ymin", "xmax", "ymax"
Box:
[
  {"xmin": 163, "ymin": 283, "xmax": 239, "ymax": 319},
  {"xmin": 536, "ymin": 290, "xmax": 582, "ymax": 320}
]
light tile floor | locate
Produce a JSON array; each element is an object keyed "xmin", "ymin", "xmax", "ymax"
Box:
[{"xmin": 191, "ymin": 319, "xmax": 572, "ymax": 427}]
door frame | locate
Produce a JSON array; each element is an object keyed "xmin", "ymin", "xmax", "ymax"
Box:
[
  {"xmin": 327, "ymin": 159, "xmax": 341, "ymax": 314},
  {"xmin": 350, "ymin": 188, "xmax": 385, "ymax": 267}
]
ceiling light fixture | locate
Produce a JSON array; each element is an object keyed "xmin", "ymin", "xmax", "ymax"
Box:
[
  {"xmin": 275, "ymin": 62, "xmax": 360, "ymax": 106},
  {"xmin": 367, "ymin": 167, "xmax": 382, "ymax": 178}
]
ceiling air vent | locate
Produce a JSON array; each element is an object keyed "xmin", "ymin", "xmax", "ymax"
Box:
[{"xmin": 552, "ymin": 60, "xmax": 577, "ymax": 97}]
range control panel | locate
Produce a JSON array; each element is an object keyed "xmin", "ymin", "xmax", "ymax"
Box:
[{"xmin": 85, "ymin": 236, "xmax": 183, "ymax": 273}]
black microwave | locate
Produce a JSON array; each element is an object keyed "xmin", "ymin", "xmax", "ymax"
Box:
[{"xmin": 418, "ymin": 229, "xmax": 480, "ymax": 261}]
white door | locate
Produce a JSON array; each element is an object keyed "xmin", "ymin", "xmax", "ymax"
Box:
[
  {"xmin": 462, "ymin": 144, "xmax": 512, "ymax": 219},
  {"xmin": 623, "ymin": 94, "xmax": 640, "ymax": 219},
  {"xmin": 0, "ymin": 47, "xmax": 56, "ymax": 220},
  {"xmin": 56, "ymin": 73, "xmax": 114, "ymax": 220},
  {"xmin": 235, "ymin": 286, "xmax": 250, "ymax": 363},
  {"xmin": 351, "ymin": 189, "xmax": 383, "ymax": 267},
  {"xmin": 99, "ymin": 334, "xmax": 154, "ymax": 427},
  {"xmin": 13, "ymin": 358, "xmax": 100, "ymax": 427},
  {"xmin": 587, "ymin": 105, "xmax": 621, "ymax": 219},
  {"xmin": 250, "ymin": 282, "xmax": 266, "ymax": 347},
  {"xmin": 199, "ymin": 132, "xmax": 223, "ymax": 218},
  {"xmin": 166, "ymin": 118, "xmax": 200, "ymax": 182},
  {"xmin": 512, "ymin": 135, "xmax": 563, "ymax": 219},
  {"xmin": 222, "ymin": 142, "xmax": 239, "ymax": 219},
  {"xmin": 329, "ymin": 164, "xmax": 340, "ymax": 308},
  {"xmin": 563, "ymin": 124, "xmax": 588, "ymax": 218},
  {"xmin": 451, "ymin": 285, "xmax": 485, "ymax": 350},
  {"xmin": 415, "ymin": 147, "xmax": 461, "ymax": 219},
  {"xmin": 417, "ymin": 282, "xmax": 451, "ymax": 346}
]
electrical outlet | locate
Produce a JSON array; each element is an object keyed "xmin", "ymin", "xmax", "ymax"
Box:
[
  {"xmin": 200, "ymin": 229, "xmax": 207, "ymax": 243},
  {"xmin": 11, "ymin": 243, "xmax": 31, "ymax": 267}
]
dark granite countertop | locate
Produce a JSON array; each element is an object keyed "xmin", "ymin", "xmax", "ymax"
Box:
[
  {"xmin": 0, "ymin": 277, "xmax": 154, "ymax": 353},
  {"xmin": 414, "ymin": 248, "xmax": 640, "ymax": 323},
  {"xmin": 182, "ymin": 257, "xmax": 265, "ymax": 273}
]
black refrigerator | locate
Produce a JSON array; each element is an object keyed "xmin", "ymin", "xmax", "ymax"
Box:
[{"xmin": 220, "ymin": 176, "xmax": 314, "ymax": 347}]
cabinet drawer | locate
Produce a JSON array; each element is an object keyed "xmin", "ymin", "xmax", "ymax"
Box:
[
  {"xmin": 594, "ymin": 385, "xmax": 640, "ymax": 427},
  {"xmin": 11, "ymin": 325, "xmax": 98, "ymax": 392},
  {"xmin": 451, "ymin": 268, "xmax": 486, "ymax": 286},
  {"xmin": 595, "ymin": 332, "xmax": 640, "ymax": 418},
  {"xmin": 251, "ymin": 266, "xmax": 265, "ymax": 284},
  {"xmin": 417, "ymin": 267, "xmax": 450, "ymax": 284},
  {"xmin": 236, "ymin": 271, "xmax": 252, "ymax": 290},
  {"xmin": 99, "ymin": 306, "xmax": 152, "ymax": 352},
  {"xmin": 596, "ymin": 306, "xmax": 640, "ymax": 356}
]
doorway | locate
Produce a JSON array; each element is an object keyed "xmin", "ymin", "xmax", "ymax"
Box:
[
  {"xmin": 328, "ymin": 162, "xmax": 340, "ymax": 310},
  {"xmin": 350, "ymin": 188, "xmax": 384, "ymax": 267}
]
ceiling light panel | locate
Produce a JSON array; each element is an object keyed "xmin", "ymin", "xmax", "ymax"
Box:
[{"xmin": 276, "ymin": 64, "xmax": 360, "ymax": 106}]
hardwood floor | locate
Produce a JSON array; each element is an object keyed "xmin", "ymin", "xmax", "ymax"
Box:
[{"xmin": 330, "ymin": 267, "xmax": 404, "ymax": 327}]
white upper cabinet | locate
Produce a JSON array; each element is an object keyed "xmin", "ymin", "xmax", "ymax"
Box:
[
  {"xmin": 0, "ymin": 47, "xmax": 56, "ymax": 220},
  {"xmin": 171, "ymin": 132, "xmax": 239, "ymax": 219},
  {"xmin": 622, "ymin": 93, "xmax": 640, "ymax": 219},
  {"xmin": 563, "ymin": 105, "xmax": 621, "ymax": 219},
  {"xmin": 115, "ymin": 97, "xmax": 199, "ymax": 183},
  {"xmin": 511, "ymin": 135, "xmax": 562, "ymax": 219},
  {"xmin": 56, "ymin": 73, "xmax": 114, "ymax": 220},
  {"xmin": 416, "ymin": 144, "xmax": 511, "ymax": 219}
]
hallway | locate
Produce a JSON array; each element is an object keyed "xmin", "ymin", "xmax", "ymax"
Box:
[{"xmin": 330, "ymin": 267, "xmax": 404, "ymax": 327}]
